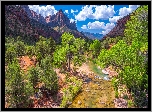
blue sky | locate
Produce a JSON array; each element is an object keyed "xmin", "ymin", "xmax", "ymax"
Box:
[{"xmin": 28, "ymin": 5, "xmax": 140, "ymax": 35}]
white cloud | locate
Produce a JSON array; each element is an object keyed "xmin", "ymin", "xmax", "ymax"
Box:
[
  {"xmin": 83, "ymin": 21, "xmax": 115, "ymax": 30},
  {"xmin": 119, "ymin": 5, "xmax": 140, "ymax": 17},
  {"xmin": 75, "ymin": 5, "xmax": 115, "ymax": 21},
  {"xmin": 101, "ymin": 23, "xmax": 115, "ymax": 35},
  {"xmin": 87, "ymin": 21, "xmax": 105, "ymax": 29},
  {"xmin": 71, "ymin": 9, "xmax": 78, "ymax": 13},
  {"xmin": 65, "ymin": 10, "xmax": 68, "ymax": 14},
  {"xmin": 109, "ymin": 16, "xmax": 123, "ymax": 23},
  {"xmin": 104, "ymin": 23, "xmax": 115, "ymax": 29},
  {"xmin": 28, "ymin": 5, "xmax": 57, "ymax": 18},
  {"xmin": 101, "ymin": 29, "xmax": 111, "ymax": 35},
  {"xmin": 70, "ymin": 18, "xmax": 77, "ymax": 23},
  {"xmin": 81, "ymin": 21, "xmax": 115, "ymax": 35},
  {"xmin": 81, "ymin": 25, "xmax": 88, "ymax": 29},
  {"xmin": 93, "ymin": 5, "xmax": 115, "ymax": 20}
]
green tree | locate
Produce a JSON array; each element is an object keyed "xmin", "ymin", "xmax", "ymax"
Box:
[
  {"xmin": 89, "ymin": 39, "xmax": 101, "ymax": 58},
  {"xmin": 5, "ymin": 43, "xmax": 17, "ymax": 65},
  {"xmin": 39, "ymin": 56, "xmax": 58, "ymax": 94},
  {"xmin": 15, "ymin": 40, "xmax": 26, "ymax": 56},
  {"xmin": 35, "ymin": 36, "xmax": 56, "ymax": 65},
  {"xmin": 5, "ymin": 59, "xmax": 31, "ymax": 108}
]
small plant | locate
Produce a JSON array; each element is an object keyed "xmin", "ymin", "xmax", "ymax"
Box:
[
  {"xmin": 128, "ymin": 100, "xmax": 134, "ymax": 108},
  {"xmin": 123, "ymin": 94, "xmax": 129, "ymax": 100},
  {"xmin": 115, "ymin": 91, "xmax": 119, "ymax": 98}
]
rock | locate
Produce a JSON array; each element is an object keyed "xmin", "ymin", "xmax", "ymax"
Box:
[
  {"xmin": 67, "ymin": 101, "xmax": 72, "ymax": 105},
  {"xmin": 120, "ymin": 93, "xmax": 124, "ymax": 98},
  {"xmin": 99, "ymin": 77, "xmax": 102, "ymax": 80},
  {"xmin": 78, "ymin": 100, "xmax": 81, "ymax": 105},
  {"xmin": 83, "ymin": 82, "xmax": 87, "ymax": 84},
  {"xmin": 102, "ymin": 69, "xmax": 109, "ymax": 74},
  {"xmin": 100, "ymin": 102, "xmax": 105, "ymax": 104},
  {"xmin": 86, "ymin": 90, "xmax": 90, "ymax": 92},
  {"xmin": 103, "ymin": 76, "xmax": 109, "ymax": 80},
  {"xmin": 98, "ymin": 66, "xmax": 101, "ymax": 69},
  {"xmin": 92, "ymin": 92, "xmax": 96, "ymax": 95}
]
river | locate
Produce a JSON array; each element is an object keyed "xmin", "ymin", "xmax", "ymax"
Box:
[{"xmin": 68, "ymin": 62, "xmax": 116, "ymax": 108}]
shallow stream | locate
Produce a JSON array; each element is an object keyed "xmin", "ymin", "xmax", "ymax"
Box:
[{"xmin": 68, "ymin": 62, "xmax": 115, "ymax": 108}]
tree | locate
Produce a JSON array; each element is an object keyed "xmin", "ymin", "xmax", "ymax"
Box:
[
  {"xmin": 35, "ymin": 36, "xmax": 56, "ymax": 65},
  {"xmin": 5, "ymin": 59, "xmax": 32, "ymax": 108},
  {"xmin": 15, "ymin": 40, "xmax": 26, "ymax": 56},
  {"xmin": 96, "ymin": 5, "xmax": 148, "ymax": 107},
  {"xmin": 53, "ymin": 32, "xmax": 86, "ymax": 71},
  {"xmin": 5, "ymin": 43, "xmax": 17, "ymax": 65},
  {"xmin": 39, "ymin": 56, "xmax": 58, "ymax": 95},
  {"xmin": 89, "ymin": 39, "xmax": 101, "ymax": 58}
]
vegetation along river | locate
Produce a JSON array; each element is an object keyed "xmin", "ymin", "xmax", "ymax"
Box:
[{"xmin": 68, "ymin": 61, "xmax": 115, "ymax": 108}]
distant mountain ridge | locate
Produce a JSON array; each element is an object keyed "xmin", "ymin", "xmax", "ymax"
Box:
[{"xmin": 81, "ymin": 31, "xmax": 103, "ymax": 40}]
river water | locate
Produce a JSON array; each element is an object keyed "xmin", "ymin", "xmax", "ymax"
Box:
[{"xmin": 68, "ymin": 63, "xmax": 115, "ymax": 108}]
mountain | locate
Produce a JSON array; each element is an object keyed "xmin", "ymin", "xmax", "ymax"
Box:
[
  {"xmin": 5, "ymin": 5, "xmax": 89, "ymax": 43},
  {"xmin": 5, "ymin": 5, "xmax": 61, "ymax": 42},
  {"xmin": 81, "ymin": 31, "xmax": 104, "ymax": 40},
  {"xmin": 21, "ymin": 6, "xmax": 88, "ymax": 40},
  {"xmin": 102, "ymin": 14, "xmax": 131, "ymax": 40}
]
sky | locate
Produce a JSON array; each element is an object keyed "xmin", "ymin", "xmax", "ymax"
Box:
[{"xmin": 28, "ymin": 5, "xmax": 140, "ymax": 35}]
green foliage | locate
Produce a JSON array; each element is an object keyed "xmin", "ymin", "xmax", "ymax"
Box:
[
  {"xmin": 124, "ymin": 5, "xmax": 148, "ymax": 45},
  {"xmin": 5, "ymin": 59, "xmax": 32, "ymax": 108},
  {"xmin": 60, "ymin": 76, "xmax": 83, "ymax": 108},
  {"xmin": 35, "ymin": 36, "xmax": 56, "ymax": 64},
  {"xmin": 39, "ymin": 57, "xmax": 58, "ymax": 94},
  {"xmin": 27, "ymin": 66, "xmax": 41, "ymax": 89},
  {"xmin": 53, "ymin": 46, "xmax": 67, "ymax": 68},
  {"xmin": 15, "ymin": 40, "xmax": 26, "ymax": 56},
  {"xmin": 5, "ymin": 43, "xmax": 17, "ymax": 65},
  {"xmin": 128, "ymin": 100, "xmax": 134, "ymax": 108},
  {"xmin": 89, "ymin": 39, "xmax": 101, "ymax": 58},
  {"xmin": 25, "ymin": 45, "xmax": 35, "ymax": 58},
  {"xmin": 96, "ymin": 5, "xmax": 148, "ymax": 108},
  {"xmin": 53, "ymin": 32, "xmax": 86, "ymax": 70},
  {"xmin": 61, "ymin": 32, "xmax": 75, "ymax": 46}
]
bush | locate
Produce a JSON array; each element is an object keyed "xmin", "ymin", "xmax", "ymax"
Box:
[
  {"xmin": 5, "ymin": 59, "xmax": 32, "ymax": 108},
  {"xmin": 39, "ymin": 57, "xmax": 58, "ymax": 94},
  {"xmin": 5, "ymin": 44, "xmax": 17, "ymax": 65}
]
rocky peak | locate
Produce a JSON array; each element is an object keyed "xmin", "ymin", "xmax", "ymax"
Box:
[
  {"xmin": 58, "ymin": 9, "xmax": 63, "ymax": 13},
  {"xmin": 102, "ymin": 14, "xmax": 130, "ymax": 40}
]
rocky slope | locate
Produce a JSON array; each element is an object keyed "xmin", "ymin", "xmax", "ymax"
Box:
[
  {"xmin": 5, "ymin": 5, "xmax": 61, "ymax": 42},
  {"xmin": 21, "ymin": 6, "xmax": 88, "ymax": 40},
  {"xmin": 5, "ymin": 5, "xmax": 89, "ymax": 43},
  {"xmin": 102, "ymin": 15, "xmax": 130, "ymax": 40}
]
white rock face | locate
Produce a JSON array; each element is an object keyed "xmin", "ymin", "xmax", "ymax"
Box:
[
  {"xmin": 103, "ymin": 76, "xmax": 109, "ymax": 80},
  {"xmin": 102, "ymin": 69, "xmax": 109, "ymax": 74}
]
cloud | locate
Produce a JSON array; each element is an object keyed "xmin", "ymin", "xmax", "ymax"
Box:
[
  {"xmin": 81, "ymin": 25, "xmax": 88, "ymax": 29},
  {"xmin": 64, "ymin": 10, "xmax": 69, "ymax": 14},
  {"xmin": 71, "ymin": 9, "xmax": 78, "ymax": 13},
  {"xmin": 87, "ymin": 21, "xmax": 105, "ymax": 29},
  {"xmin": 28, "ymin": 5, "xmax": 57, "ymax": 18},
  {"xmin": 119, "ymin": 5, "xmax": 140, "ymax": 16},
  {"xmin": 81, "ymin": 21, "xmax": 115, "ymax": 35},
  {"xmin": 82, "ymin": 21, "xmax": 115, "ymax": 30},
  {"xmin": 75, "ymin": 5, "xmax": 115, "ymax": 21},
  {"xmin": 70, "ymin": 18, "xmax": 77, "ymax": 23},
  {"xmin": 101, "ymin": 29, "xmax": 111, "ymax": 35},
  {"xmin": 109, "ymin": 16, "xmax": 123, "ymax": 23}
]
